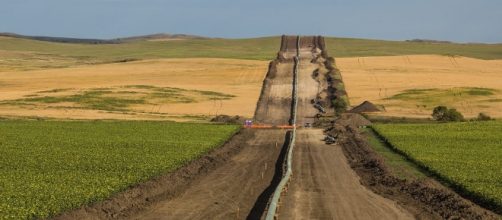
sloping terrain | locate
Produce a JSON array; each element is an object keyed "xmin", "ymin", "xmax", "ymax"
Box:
[
  {"xmin": 339, "ymin": 55, "xmax": 502, "ymax": 118},
  {"xmin": 2, "ymin": 34, "xmax": 502, "ymax": 72},
  {"xmin": 0, "ymin": 58, "xmax": 268, "ymax": 121}
]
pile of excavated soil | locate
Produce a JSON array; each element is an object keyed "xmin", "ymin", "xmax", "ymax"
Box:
[
  {"xmin": 349, "ymin": 101, "xmax": 381, "ymax": 113},
  {"xmin": 210, "ymin": 115, "xmax": 245, "ymax": 124},
  {"xmin": 335, "ymin": 113, "xmax": 372, "ymax": 128},
  {"xmin": 331, "ymin": 120, "xmax": 499, "ymax": 219}
]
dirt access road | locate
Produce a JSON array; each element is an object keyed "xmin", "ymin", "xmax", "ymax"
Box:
[
  {"xmin": 274, "ymin": 36, "xmax": 412, "ymax": 219},
  {"xmin": 277, "ymin": 129, "xmax": 413, "ymax": 219}
]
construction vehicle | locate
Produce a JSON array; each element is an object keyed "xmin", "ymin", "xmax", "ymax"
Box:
[
  {"xmin": 314, "ymin": 103, "xmax": 326, "ymax": 114},
  {"xmin": 311, "ymin": 98, "xmax": 326, "ymax": 114},
  {"xmin": 324, "ymin": 134, "xmax": 338, "ymax": 145}
]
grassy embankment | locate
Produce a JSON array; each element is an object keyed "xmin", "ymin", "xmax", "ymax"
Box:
[{"xmin": 0, "ymin": 120, "xmax": 239, "ymax": 219}]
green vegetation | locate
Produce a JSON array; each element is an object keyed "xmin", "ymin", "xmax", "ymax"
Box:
[
  {"xmin": 37, "ymin": 88, "xmax": 73, "ymax": 93},
  {"xmin": 372, "ymin": 122, "xmax": 502, "ymax": 212},
  {"xmin": 477, "ymin": 113, "xmax": 493, "ymax": 121},
  {"xmin": 2, "ymin": 36, "xmax": 502, "ymax": 71},
  {"xmin": 22, "ymin": 90, "xmax": 145, "ymax": 111},
  {"xmin": 0, "ymin": 120, "xmax": 239, "ymax": 219},
  {"xmin": 325, "ymin": 61, "xmax": 350, "ymax": 114},
  {"xmin": 364, "ymin": 128, "xmax": 426, "ymax": 180},
  {"xmin": 431, "ymin": 106, "xmax": 465, "ymax": 122},
  {"xmin": 386, "ymin": 87, "xmax": 499, "ymax": 110},
  {"xmin": 2, "ymin": 86, "xmax": 236, "ymax": 112},
  {"xmin": 325, "ymin": 37, "xmax": 502, "ymax": 60},
  {"xmin": 388, "ymin": 87, "xmax": 497, "ymax": 101},
  {"xmin": 332, "ymin": 96, "xmax": 349, "ymax": 114}
]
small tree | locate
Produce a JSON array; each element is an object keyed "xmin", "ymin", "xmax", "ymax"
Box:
[
  {"xmin": 432, "ymin": 106, "xmax": 448, "ymax": 121},
  {"xmin": 432, "ymin": 106, "xmax": 464, "ymax": 122}
]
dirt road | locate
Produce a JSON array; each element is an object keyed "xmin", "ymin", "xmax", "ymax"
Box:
[
  {"xmin": 295, "ymin": 54, "xmax": 322, "ymax": 125},
  {"xmin": 254, "ymin": 61, "xmax": 294, "ymax": 125},
  {"xmin": 275, "ymin": 37, "xmax": 413, "ymax": 219},
  {"xmin": 277, "ymin": 129, "xmax": 414, "ymax": 219}
]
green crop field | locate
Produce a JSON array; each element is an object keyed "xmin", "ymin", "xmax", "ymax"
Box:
[
  {"xmin": 0, "ymin": 120, "xmax": 239, "ymax": 219},
  {"xmin": 372, "ymin": 121, "xmax": 502, "ymax": 212},
  {"xmin": 1, "ymin": 36, "xmax": 502, "ymax": 71}
]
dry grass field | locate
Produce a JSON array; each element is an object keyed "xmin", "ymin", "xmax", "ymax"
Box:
[
  {"xmin": 338, "ymin": 55, "xmax": 502, "ymax": 118},
  {"xmin": 0, "ymin": 58, "xmax": 268, "ymax": 121}
]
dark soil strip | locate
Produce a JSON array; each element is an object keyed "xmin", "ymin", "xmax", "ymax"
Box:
[
  {"xmin": 247, "ymin": 131, "xmax": 291, "ymax": 220},
  {"xmin": 337, "ymin": 124, "xmax": 499, "ymax": 220},
  {"xmin": 54, "ymin": 129, "xmax": 253, "ymax": 220}
]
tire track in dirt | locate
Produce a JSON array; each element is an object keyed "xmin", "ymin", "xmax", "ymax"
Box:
[
  {"xmin": 277, "ymin": 129, "xmax": 414, "ymax": 220},
  {"xmin": 132, "ymin": 130, "xmax": 288, "ymax": 220}
]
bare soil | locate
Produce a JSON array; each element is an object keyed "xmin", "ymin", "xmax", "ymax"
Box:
[
  {"xmin": 277, "ymin": 129, "xmax": 414, "ymax": 220},
  {"xmin": 131, "ymin": 129, "xmax": 288, "ymax": 220},
  {"xmin": 349, "ymin": 100, "xmax": 381, "ymax": 113},
  {"xmin": 254, "ymin": 61, "xmax": 294, "ymax": 125}
]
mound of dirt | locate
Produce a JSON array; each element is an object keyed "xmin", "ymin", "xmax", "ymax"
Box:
[
  {"xmin": 349, "ymin": 101, "xmax": 381, "ymax": 113},
  {"xmin": 335, "ymin": 113, "xmax": 372, "ymax": 128},
  {"xmin": 210, "ymin": 115, "xmax": 245, "ymax": 124}
]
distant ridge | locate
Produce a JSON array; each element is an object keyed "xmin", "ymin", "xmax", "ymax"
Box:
[
  {"xmin": 0, "ymin": 32, "xmax": 208, "ymax": 44},
  {"xmin": 0, "ymin": 32, "xmax": 120, "ymax": 44},
  {"xmin": 406, "ymin": 39, "xmax": 452, "ymax": 44},
  {"xmin": 116, "ymin": 33, "xmax": 209, "ymax": 42}
]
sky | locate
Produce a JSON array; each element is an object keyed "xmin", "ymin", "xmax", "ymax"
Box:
[{"xmin": 1, "ymin": 0, "xmax": 501, "ymax": 43}]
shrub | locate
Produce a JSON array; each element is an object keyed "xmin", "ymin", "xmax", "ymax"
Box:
[
  {"xmin": 477, "ymin": 113, "xmax": 492, "ymax": 121},
  {"xmin": 332, "ymin": 96, "xmax": 349, "ymax": 115},
  {"xmin": 432, "ymin": 106, "xmax": 464, "ymax": 122}
]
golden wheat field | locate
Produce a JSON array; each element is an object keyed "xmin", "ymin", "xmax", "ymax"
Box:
[
  {"xmin": 2, "ymin": 55, "xmax": 502, "ymax": 120},
  {"xmin": 0, "ymin": 58, "xmax": 268, "ymax": 121},
  {"xmin": 338, "ymin": 55, "xmax": 502, "ymax": 118}
]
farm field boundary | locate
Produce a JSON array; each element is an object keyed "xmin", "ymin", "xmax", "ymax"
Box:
[
  {"xmin": 371, "ymin": 122, "xmax": 502, "ymax": 215},
  {"xmin": 54, "ymin": 127, "xmax": 248, "ymax": 220},
  {"xmin": 333, "ymin": 121, "xmax": 499, "ymax": 219}
]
